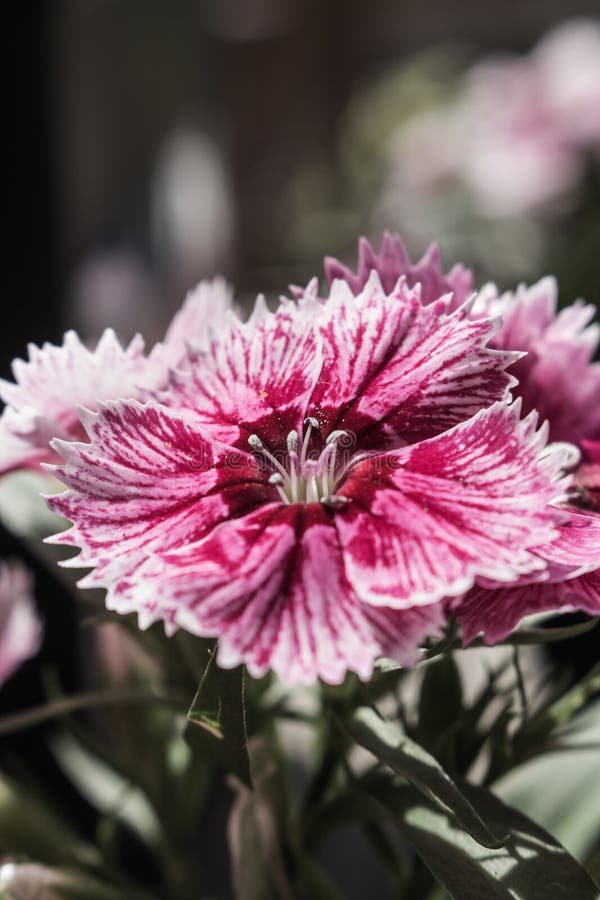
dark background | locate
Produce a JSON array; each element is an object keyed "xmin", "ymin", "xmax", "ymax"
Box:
[{"xmin": 6, "ymin": 0, "xmax": 600, "ymax": 381}]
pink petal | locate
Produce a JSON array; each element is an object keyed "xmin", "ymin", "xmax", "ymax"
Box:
[
  {"xmin": 455, "ymin": 570, "xmax": 600, "ymax": 646},
  {"xmin": 454, "ymin": 509, "xmax": 600, "ymax": 644},
  {"xmin": 0, "ymin": 330, "xmax": 150, "ymax": 474},
  {"xmin": 156, "ymin": 295, "xmax": 323, "ymax": 450},
  {"xmin": 322, "ymin": 232, "xmax": 473, "ymax": 307},
  {"xmin": 147, "ymin": 277, "xmax": 234, "ymax": 374},
  {"xmin": 476, "ymin": 278, "xmax": 600, "ymax": 445},
  {"xmin": 310, "ymin": 275, "xmax": 517, "ymax": 446},
  {"xmin": 126, "ymin": 504, "xmax": 444, "ymax": 684},
  {"xmin": 44, "ymin": 400, "xmax": 273, "ymax": 617},
  {"xmin": 336, "ymin": 403, "xmax": 568, "ymax": 608},
  {"xmin": 0, "ymin": 561, "xmax": 42, "ymax": 686}
]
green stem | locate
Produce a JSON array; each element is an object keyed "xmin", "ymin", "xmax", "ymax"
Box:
[{"xmin": 0, "ymin": 686, "xmax": 186, "ymax": 736}]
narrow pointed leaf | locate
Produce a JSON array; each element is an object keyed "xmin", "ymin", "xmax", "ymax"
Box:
[
  {"xmin": 369, "ymin": 774, "xmax": 600, "ymax": 900},
  {"xmin": 347, "ymin": 706, "xmax": 505, "ymax": 849}
]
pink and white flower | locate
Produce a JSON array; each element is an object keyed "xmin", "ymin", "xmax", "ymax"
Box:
[
  {"xmin": 44, "ymin": 276, "xmax": 581, "ymax": 684},
  {"xmin": 0, "ymin": 278, "xmax": 232, "ymax": 476},
  {"xmin": 0, "ymin": 561, "xmax": 41, "ymax": 686}
]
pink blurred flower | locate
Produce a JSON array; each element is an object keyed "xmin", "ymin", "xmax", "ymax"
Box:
[
  {"xmin": 44, "ymin": 276, "xmax": 577, "ymax": 684},
  {"xmin": 0, "ymin": 279, "xmax": 232, "ymax": 476},
  {"xmin": 388, "ymin": 20, "xmax": 600, "ymax": 217},
  {"xmin": 0, "ymin": 561, "xmax": 41, "ymax": 686}
]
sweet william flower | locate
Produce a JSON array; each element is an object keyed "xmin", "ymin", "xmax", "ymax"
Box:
[
  {"xmin": 45, "ymin": 276, "xmax": 573, "ymax": 684},
  {"xmin": 0, "ymin": 278, "xmax": 232, "ymax": 476},
  {"xmin": 321, "ymin": 234, "xmax": 600, "ymax": 642}
]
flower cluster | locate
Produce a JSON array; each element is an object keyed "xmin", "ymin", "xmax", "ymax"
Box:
[
  {"xmin": 387, "ymin": 19, "xmax": 600, "ymax": 217},
  {"xmin": 0, "ymin": 233, "xmax": 598, "ymax": 684}
]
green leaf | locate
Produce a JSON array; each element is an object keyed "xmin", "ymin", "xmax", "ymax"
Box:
[
  {"xmin": 0, "ymin": 775, "xmax": 99, "ymax": 868},
  {"xmin": 184, "ymin": 642, "xmax": 251, "ymax": 787},
  {"xmin": 370, "ymin": 774, "xmax": 600, "ymax": 900},
  {"xmin": 417, "ymin": 655, "xmax": 463, "ymax": 752},
  {"xmin": 346, "ymin": 707, "xmax": 505, "ymax": 849},
  {"xmin": 228, "ymin": 739, "xmax": 294, "ymax": 900},
  {"xmin": 496, "ymin": 701, "xmax": 600, "ymax": 862},
  {"xmin": 503, "ymin": 617, "xmax": 600, "ymax": 646},
  {"xmin": 513, "ymin": 663, "xmax": 600, "ymax": 759}
]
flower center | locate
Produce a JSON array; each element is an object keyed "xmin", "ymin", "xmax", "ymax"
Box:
[{"xmin": 248, "ymin": 417, "xmax": 352, "ymax": 507}]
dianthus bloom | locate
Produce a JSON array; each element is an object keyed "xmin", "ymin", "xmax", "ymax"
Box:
[
  {"xmin": 322, "ymin": 234, "xmax": 600, "ymax": 643},
  {"xmin": 0, "ymin": 279, "xmax": 232, "ymax": 475},
  {"xmin": 45, "ymin": 275, "xmax": 584, "ymax": 684},
  {"xmin": 0, "ymin": 561, "xmax": 41, "ymax": 686}
]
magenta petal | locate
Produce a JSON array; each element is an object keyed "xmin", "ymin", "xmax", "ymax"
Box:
[
  {"xmin": 156, "ymin": 295, "xmax": 323, "ymax": 449},
  {"xmin": 45, "ymin": 400, "xmax": 272, "ymax": 614},
  {"xmin": 455, "ymin": 567, "xmax": 600, "ymax": 646},
  {"xmin": 336, "ymin": 403, "xmax": 568, "ymax": 608},
  {"xmin": 311, "ymin": 275, "xmax": 516, "ymax": 445},
  {"xmin": 323, "ymin": 232, "xmax": 473, "ymax": 307},
  {"xmin": 126, "ymin": 504, "xmax": 443, "ymax": 684}
]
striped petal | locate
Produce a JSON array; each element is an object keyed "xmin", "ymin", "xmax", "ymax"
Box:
[
  {"xmin": 310, "ymin": 274, "xmax": 517, "ymax": 446},
  {"xmin": 156, "ymin": 295, "xmax": 323, "ymax": 450},
  {"xmin": 45, "ymin": 400, "xmax": 272, "ymax": 618},
  {"xmin": 454, "ymin": 509, "xmax": 600, "ymax": 644},
  {"xmin": 335, "ymin": 403, "xmax": 568, "ymax": 608},
  {"xmin": 125, "ymin": 504, "xmax": 443, "ymax": 683}
]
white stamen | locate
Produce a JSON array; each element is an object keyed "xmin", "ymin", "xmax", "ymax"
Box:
[
  {"xmin": 326, "ymin": 429, "xmax": 349, "ymax": 445},
  {"xmin": 249, "ymin": 434, "xmax": 290, "ymax": 483},
  {"xmin": 301, "ymin": 417, "xmax": 319, "ymax": 468}
]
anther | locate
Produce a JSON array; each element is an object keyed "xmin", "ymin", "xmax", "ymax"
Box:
[
  {"xmin": 248, "ymin": 434, "xmax": 264, "ymax": 450},
  {"xmin": 326, "ymin": 429, "xmax": 349, "ymax": 445},
  {"xmin": 287, "ymin": 431, "xmax": 299, "ymax": 453},
  {"xmin": 304, "ymin": 416, "xmax": 319, "ymax": 429},
  {"xmin": 268, "ymin": 473, "xmax": 284, "ymax": 485},
  {"xmin": 322, "ymin": 494, "xmax": 349, "ymax": 509}
]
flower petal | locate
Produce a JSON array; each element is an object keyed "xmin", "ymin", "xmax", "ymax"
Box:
[
  {"xmin": 147, "ymin": 277, "xmax": 234, "ymax": 374},
  {"xmin": 157, "ymin": 295, "xmax": 323, "ymax": 450},
  {"xmin": 45, "ymin": 400, "xmax": 272, "ymax": 616},
  {"xmin": 126, "ymin": 504, "xmax": 443, "ymax": 684},
  {"xmin": 0, "ymin": 330, "xmax": 151, "ymax": 474},
  {"xmin": 308, "ymin": 232, "xmax": 473, "ymax": 307},
  {"xmin": 336, "ymin": 402, "xmax": 568, "ymax": 608},
  {"xmin": 309, "ymin": 275, "xmax": 517, "ymax": 446},
  {"xmin": 475, "ymin": 277, "xmax": 600, "ymax": 444}
]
